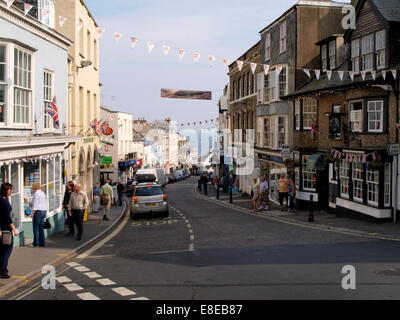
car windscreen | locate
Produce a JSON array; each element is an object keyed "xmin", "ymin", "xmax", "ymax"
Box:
[
  {"xmin": 135, "ymin": 174, "xmax": 156, "ymax": 183},
  {"xmin": 135, "ymin": 186, "xmax": 164, "ymax": 197}
]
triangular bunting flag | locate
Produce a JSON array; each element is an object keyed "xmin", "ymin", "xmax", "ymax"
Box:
[
  {"xmin": 382, "ymin": 70, "xmax": 387, "ymax": 80},
  {"xmin": 223, "ymin": 58, "xmax": 230, "ymax": 67},
  {"xmin": 250, "ymin": 63, "xmax": 257, "ymax": 74},
  {"xmin": 361, "ymin": 71, "xmax": 366, "ymax": 81},
  {"xmin": 178, "ymin": 49, "xmax": 185, "ymax": 60},
  {"xmin": 237, "ymin": 60, "xmax": 244, "ymax": 72},
  {"xmin": 392, "ymin": 70, "xmax": 397, "ymax": 80},
  {"xmin": 147, "ymin": 41, "xmax": 154, "ymax": 54},
  {"xmin": 327, "ymin": 70, "xmax": 332, "ymax": 80},
  {"xmin": 371, "ymin": 71, "xmax": 376, "ymax": 81},
  {"xmin": 264, "ymin": 64, "xmax": 270, "ymax": 76},
  {"xmin": 208, "ymin": 56, "xmax": 215, "ymax": 64},
  {"xmin": 194, "ymin": 53, "xmax": 200, "ymax": 63},
  {"xmin": 276, "ymin": 66, "xmax": 283, "ymax": 75},
  {"xmin": 315, "ymin": 70, "xmax": 321, "ymax": 80},
  {"xmin": 130, "ymin": 38, "xmax": 138, "ymax": 48},
  {"xmin": 339, "ymin": 71, "xmax": 344, "ymax": 81},
  {"xmin": 24, "ymin": 3, "xmax": 33, "ymax": 15},
  {"xmin": 114, "ymin": 32, "xmax": 122, "ymax": 43},
  {"xmin": 59, "ymin": 16, "xmax": 67, "ymax": 28},
  {"xmin": 98, "ymin": 28, "xmax": 105, "ymax": 38},
  {"xmin": 349, "ymin": 71, "xmax": 354, "ymax": 81},
  {"xmin": 303, "ymin": 69, "xmax": 311, "ymax": 78},
  {"xmin": 6, "ymin": 0, "xmax": 14, "ymax": 9},
  {"xmin": 162, "ymin": 45, "xmax": 170, "ymax": 56}
]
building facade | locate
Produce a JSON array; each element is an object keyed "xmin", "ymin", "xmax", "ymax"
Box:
[
  {"xmin": 55, "ymin": 0, "xmax": 101, "ymax": 205},
  {"xmin": 0, "ymin": 0, "xmax": 79, "ymax": 246},
  {"xmin": 285, "ymin": 0, "xmax": 400, "ymax": 219}
]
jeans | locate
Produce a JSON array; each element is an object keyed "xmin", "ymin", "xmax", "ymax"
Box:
[
  {"xmin": 118, "ymin": 193, "xmax": 123, "ymax": 206},
  {"xmin": 0, "ymin": 236, "xmax": 13, "ymax": 274},
  {"xmin": 203, "ymin": 183, "xmax": 208, "ymax": 195},
  {"xmin": 33, "ymin": 210, "xmax": 46, "ymax": 247},
  {"xmin": 71, "ymin": 210, "xmax": 84, "ymax": 239},
  {"xmin": 289, "ymin": 195, "xmax": 296, "ymax": 211}
]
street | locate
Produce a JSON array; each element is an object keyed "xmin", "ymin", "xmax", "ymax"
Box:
[{"xmin": 5, "ymin": 177, "xmax": 400, "ymax": 300}]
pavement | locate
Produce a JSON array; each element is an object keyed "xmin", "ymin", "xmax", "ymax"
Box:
[
  {"xmin": 195, "ymin": 182, "xmax": 400, "ymax": 242},
  {"xmin": 0, "ymin": 201, "xmax": 127, "ymax": 298}
]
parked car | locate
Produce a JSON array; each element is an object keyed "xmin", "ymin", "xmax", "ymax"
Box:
[
  {"xmin": 130, "ymin": 183, "xmax": 169, "ymax": 219},
  {"xmin": 166, "ymin": 174, "xmax": 176, "ymax": 184},
  {"xmin": 135, "ymin": 168, "xmax": 167, "ymax": 187},
  {"xmin": 174, "ymin": 169, "xmax": 184, "ymax": 181}
]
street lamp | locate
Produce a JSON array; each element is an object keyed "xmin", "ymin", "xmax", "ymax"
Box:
[{"xmin": 76, "ymin": 60, "xmax": 93, "ymax": 71}]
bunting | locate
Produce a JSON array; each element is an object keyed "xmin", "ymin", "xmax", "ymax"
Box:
[
  {"xmin": 24, "ymin": 3, "xmax": 33, "ymax": 15},
  {"xmin": 194, "ymin": 52, "xmax": 201, "ymax": 63},
  {"xmin": 59, "ymin": 16, "xmax": 67, "ymax": 28},
  {"xmin": 130, "ymin": 38, "xmax": 138, "ymax": 48},
  {"xmin": 237, "ymin": 60, "xmax": 244, "ymax": 72},
  {"xmin": 264, "ymin": 64, "xmax": 270, "ymax": 76},
  {"xmin": 303, "ymin": 69, "xmax": 311, "ymax": 78},
  {"xmin": 331, "ymin": 149, "xmax": 380, "ymax": 164}
]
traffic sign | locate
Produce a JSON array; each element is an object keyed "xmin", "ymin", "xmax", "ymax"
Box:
[{"xmin": 387, "ymin": 144, "xmax": 400, "ymax": 156}]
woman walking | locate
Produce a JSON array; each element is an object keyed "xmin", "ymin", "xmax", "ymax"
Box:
[
  {"xmin": 63, "ymin": 181, "xmax": 74, "ymax": 237},
  {"xmin": 251, "ymin": 178, "xmax": 260, "ymax": 213},
  {"xmin": 0, "ymin": 183, "xmax": 19, "ymax": 278},
  {"xmin": 31, "ymin": 183, "xmax": 47, "ymax": 247}
]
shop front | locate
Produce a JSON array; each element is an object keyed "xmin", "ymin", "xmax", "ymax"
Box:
[{"xmin": 258, "ymin": 152, "xmax": 287, "ymax": 205}]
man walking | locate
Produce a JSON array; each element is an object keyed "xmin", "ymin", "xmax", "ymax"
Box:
[
  {"xmin": 117, "ymin": 181, "xmax": 125, "ymax": 206},
  {"xmin": 100, "ymin": 179, "xmax": 113, "ymax": 221},
  {"xmin": 259, "ymin": 176, "xmax": 269, "ymax": 210},
  {"xmin": 278, "ymin": 174, "xmax": 290, "ymax": 212},
  {"xmin": 68, "ymin": 184, "xmax": 88, "ymax": 241}
]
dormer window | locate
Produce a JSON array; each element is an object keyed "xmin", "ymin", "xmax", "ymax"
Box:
[
  {"xmin": 320, "ymin": 39, "xmax": 336, "ymax": 71},
  {"xmin": 361, "ymin": 34, "xmax": 374, "ymax": 71},
  {"xmin": 322, "ymin": 45, "xmax": 327, "ymax": 70},
  {"xmin": 329, "ymin": 41, "xmax": 336, "ymax": 69},
  {"xmin": 376, "ymin": 30, "xmax": 386, "ymax": 69},
  {"xmin": 351, "ymin": 39, "xmax": 360, "ymax": 73}
]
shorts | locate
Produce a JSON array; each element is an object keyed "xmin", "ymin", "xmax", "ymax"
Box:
[{"xmin": 279, "ymin": 192, "xmax": 288, "ymax": 205}]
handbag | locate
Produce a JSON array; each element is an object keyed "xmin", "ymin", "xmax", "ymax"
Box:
[
  {"xmin": 0, "ymin": 230, "xmax": 13, "ymax": 246},
  {"xmin": 44, "ymin": 219, "xmax": 52, "ymax": 230}
]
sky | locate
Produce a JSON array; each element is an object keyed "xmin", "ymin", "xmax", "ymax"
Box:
[{"xmin": 85, "ymin": 0, "xmax": 351, "ymax": 127}]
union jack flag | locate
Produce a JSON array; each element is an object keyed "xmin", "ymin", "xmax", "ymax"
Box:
[{"xmin": 45, "ymin": 96, "xmax": 60, "ymax": 129}]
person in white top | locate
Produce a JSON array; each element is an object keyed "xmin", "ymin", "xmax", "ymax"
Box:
[{"xmin": 31, "ymin": 182, "xmax": 47, "ymax": 247}]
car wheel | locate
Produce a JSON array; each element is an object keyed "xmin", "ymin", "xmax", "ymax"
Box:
[{"xmin": 160, "ymin": 210, "xmax": 169, "ymax": 218}]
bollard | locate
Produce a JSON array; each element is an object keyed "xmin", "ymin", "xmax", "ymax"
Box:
[
  {"xmin": 216, "ymin": 183, "xmax": 220, "ymax": 200},
  {"xmin": 308, "ymin": 195, "xmax": 314, "ymax": 222}
]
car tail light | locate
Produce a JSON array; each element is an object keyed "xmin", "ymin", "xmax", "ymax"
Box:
[
  {"xmin": 133, "ymin": 196, "xmax": 138, "ymax": 204},
  {"xmin": 163, "ymin": 194, "xmax": 167, "ymax": 201}
]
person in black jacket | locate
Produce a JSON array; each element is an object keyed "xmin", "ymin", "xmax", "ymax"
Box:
[
  {"xmin": 62, "ymin": 181, "xmax": 74, "ymax": 237},
  {"xmin": 200, "ymin": 173, "xmax": 208, "ymax": 195},
  {"xmin": 117, "ymin": 181, "xmax": 125, "ymax": 206},
  {"xmin": 0, "ymin": 183, "xmax": 19, "ymax": 279}
]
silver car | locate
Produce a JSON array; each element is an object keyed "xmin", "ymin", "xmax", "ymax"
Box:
[{"xmin": 130, "ymin": 183, "xmax": 169, "ymax": 218}]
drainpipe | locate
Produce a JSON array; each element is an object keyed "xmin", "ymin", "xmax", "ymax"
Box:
[{"xmin": 395, "ymin": 75, "xmax": 400, "ymax": 223}]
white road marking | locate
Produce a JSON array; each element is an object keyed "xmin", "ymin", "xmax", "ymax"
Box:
[
  {"xmin": 188, "ymin": 229, "xmax": 194, "ymax": 234},
  {"xmin": 84, "ymin": 272, "xmax": 102, "ymax": 279},
  {"xmin": 96, "ymin": 278, "xmax": 116, "ymax": 286},
  {"xmin": 56, "ymin": 276, "xmax": 72, "ymax": 284},
  {"xmin": 189, "ymin": 244, "xmax": 195, "ymax": 252},
  {"xmin": 112, "ymin": 287, "xmax": 136, "ymax": 297},
  {"xmin": 66, "ymin": 262, "xmax": 80, "ymax": 267},
  {"xmin": 190, "ymin": 235, "xmax": 195, "ymax": 241},
  {"xmin": 77, "ymin": 215, "xmax": 130, "ymax": 259},
  {"xmin": 75, "ymin": 266, "xmax": 90, "ymax": 272},
  {"xmin": 150, "ymin": 249, "xmax": 191, "ymax": 255},
  {"xmin": 64, "ymin": 283, "xmax": 83, "ymax": 292},
  {"xmin": 77, "ymin": 293, "xmax": 101, "ymax": 300},
  {"xmin": 131, "ymin": 297, "xmax": 150, "ymax": 300}
]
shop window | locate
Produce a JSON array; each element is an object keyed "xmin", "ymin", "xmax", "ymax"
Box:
[
  {"xmin": 352, "ymin": 162, "xmax": 364, "ymax": 203},
  {"xmin": 10, "ymin": 163, "xmax": 21, "ymax": 228},
  {"xmin": 367, "ymin": 169, "xmax": 379, "ymax": 206},
  {"xmin": 340, "ymin": 160, "xmax": 350, "ymax": 198},
  {"xmin": 48, "ymin": 158, "xmax": 55, "ymax": 213},
  {"xmin": 384, "ymin": 163, "xmax": 391, "ymax": 207},
  {"xmin": 302, "ymin": 155, "xmax": 316, "ymax": 191},
  {"xmin": 0, "ymin": 45, "xmax": 5, "ymax": 123},
  {"xmin": 41, "ymin": 160, "xmax": 48, "ymax": 208},
  {"xmin": 24, "ymin": 162, "xmax": 40, "ymax": 215},
  {"xmin": 0, "ymin": 164, "xmax": 9, "ymax": 184}
]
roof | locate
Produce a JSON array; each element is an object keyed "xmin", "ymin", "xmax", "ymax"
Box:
[
  {"xmin": 371, "ymin": 0, "xmax": 400, "ymax": 23},
  {"xmin": 283, "ymin": 71, "xmax": 391, "ymax": 99}
]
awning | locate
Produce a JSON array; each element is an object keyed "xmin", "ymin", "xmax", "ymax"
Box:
[
  {"xmin": 118, "ymin": 160, "xmax": 137, "ymax": 169},
  {"xmin": 307, "ymin": 154, "xmax": 326, "ymax": 170}
]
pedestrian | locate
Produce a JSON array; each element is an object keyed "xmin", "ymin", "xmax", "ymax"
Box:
[
  {"xmin": 0, "ymin": 183, "xmax": 19, "ymax": 279},
  {"xmin": 117, "ymin": 181, "xmax": 125, "ymax": 206},
  {"xmin": 221, "ymin": 175, "xmax": 226, "ymax": 193},
  {"xmin": 278, "ymin": 174, "xmax": 290, "ymax": 211},
  {"xmin": 251, "ymin": 178, "xmax": 260, "ymax": 213},
  {"xmin": 214, "ymin": 176, "xmax": 220, "ymax": 191},
  {"xmin": 112, "ymin": 182, "xmax": 118, "ymax": 206},
  {"xmin": 63, "ymin": 181, "xmax": 75, "ymax": 236},
  {"xmin": 209, "ymin": 172, "xmax": 214, "ymax": 185},
  {"xmin": 259, "ymin": 176, "xmax": 269, "ymax": 210},
  {"xmin": 30, "ymin": 183, "xmax": 47, "ymax": 247},
  {"xmin": 201, "ymin": 173, "xmax": 208, "ymax": 195},
  {"xmin": 100, "ymin": 180, "xmax": 113, "ymax": 221},
  {"xmin": 92, "ymin": 183, "xmax": 101, "ymax": 213},
  {"xmin": 288, "ymin": 176, "xmax": 296, "ymax": 213},
  {"xmin": 68, "ymin": 183, "xmax": 88, "ymax": 241}
]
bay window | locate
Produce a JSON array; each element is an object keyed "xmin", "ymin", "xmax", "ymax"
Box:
[
  {"xmin": 322, "ymin": 45, "xmax": 327, "ymax": 71},
  {"xmin": 340, "ymin": 160, "xmax": 350, "ymax": 198},
  {"xmin": 14, "ymin": 47, "xmax": 32, "ymax": 125},
  {"xmin": 352, "ymin": 162, "xmax": 363, "ymax": 203},
  {"xmin": 376, "ymin": 30, "xmax": 385, "ymax": 69},
  {"xmin": 367, "ymin": 169, "xmax": 379, "ymax": 206},
  {"xmin": 361, "ymin": 34, "xmax": 374, "ymax": 71},
  {"xmin": 329, "ymin": 41, "xmax": 336, "ymax": 69},
  {"xmin": 384, "ymin": 163, "xmax": 391, "ymax": 207},
  {"xmin": 278, "ymin": 117, "xmax": 286, "ymax": 148},
  {"xmin": 351, "ymin": 39, "xmax": 360, "ymax": 73}
]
